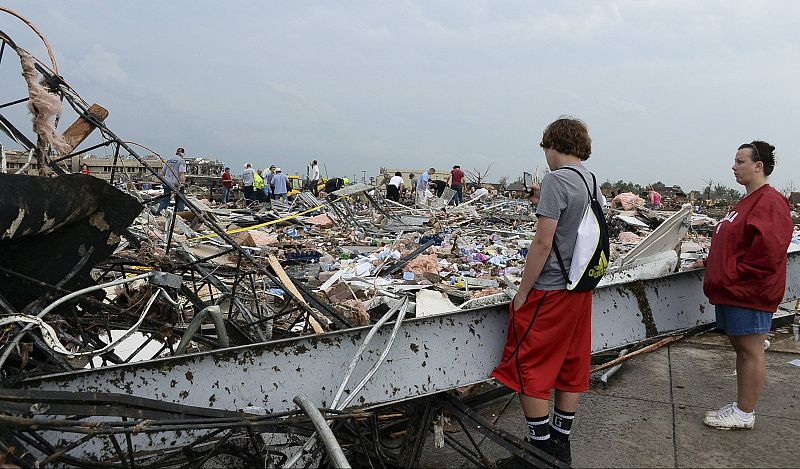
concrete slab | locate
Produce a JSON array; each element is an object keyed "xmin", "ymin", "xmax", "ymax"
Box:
[
  {"xmin": 674, "ymin": 407, "xmax": 800, "ymax": 468},
  {"xmin": 417, "ymin": 336, "xmax": 800, "ymax": 468},
  {"xmin": 670, "ymin": 343, "xmax": 800, "ymax": 420},
  {"xmin": 589, "ymin": 346, "xmax": 672, "ymax": 404},
  {"xmin": 573, "ymin": 393, "xmax": 675, "ymax": 468}
]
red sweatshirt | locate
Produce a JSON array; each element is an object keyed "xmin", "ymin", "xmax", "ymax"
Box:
[
  {"xmin": 703, "ymin": 184, "xmax": 793, "ymax": 312},
  {"xmin": 221, "ymin": 171, "xmax": 233, "ymax": 189}
]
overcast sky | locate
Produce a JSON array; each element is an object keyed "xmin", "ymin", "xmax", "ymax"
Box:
[{"xmin": 2, "ymin": 1, "xmax": 798, "ymax": 192}]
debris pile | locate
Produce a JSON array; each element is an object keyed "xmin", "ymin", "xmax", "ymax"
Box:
[{"xmin": 4, "ymin": 16, "xmax": 790, "ymax": 468}]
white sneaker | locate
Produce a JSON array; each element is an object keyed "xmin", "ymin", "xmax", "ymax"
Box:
[
  {"xmin": 703, "ymin": 405, "xmax": 755, "ymax": 430},
  {"xmin": 705, "ymin": 402, "xmax": 736, "ymax": 418}
]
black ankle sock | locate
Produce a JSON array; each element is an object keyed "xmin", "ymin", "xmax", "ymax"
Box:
[
  {"xmin": 550, "ymin": 407, "xmax": 575, "ymax": 443},
  {"xmin": 525, "ymin": 415, "xmax": 551, "ymax": 445}
]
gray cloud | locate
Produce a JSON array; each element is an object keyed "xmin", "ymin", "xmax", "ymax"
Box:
[
  {"xmin": 1, "ymin": 0, "xmax": 799, "ymax": 191},
  {"xmin": 76, "ymin": 44, "xmax": 129, "ymax": 86}
]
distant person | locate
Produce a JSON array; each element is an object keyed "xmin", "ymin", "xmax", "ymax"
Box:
[
  {"xmin": 242, "ymin": 163, "xmax": 256, "ymax": 203},
  {"xmin": 430, "ymin": 179, "xmax": 448, "ymax": 198},
  {"xmin": 699, "ymin": 140, "xmax": 792, "ymax": 430},
  {"xmin": 310, "ymin": 159, "xmax": 320, "ymax": 196},
  {"xmin": 266, "ymin": 165, "xmax": 276, "ymax": 199},
  {"xmin": 259, "ymin": 167, "xmax": 271, "ymax": 200},
  {"xmin": 492, "ymin": 117, "xmax": 601, "ymax": 465},
  {"xmin": 323, "ymin": 177, "xmax": 347, "ymax": 195},
  {"xmin": 221, "ymin": 167, "xmax": 233, "ymax": 204},
  {"xmin": 470, "ymin": 183, "xmax": 489, "ymax": 200},
  {"xmin": 408, "ymin": 173, "xmax": 417, "ymax": 199},
  {"xmin": 387, "ymin": 171, "xmax": 404, "ymax": 202},
  {"xmin": 416, "ymin": 168, "xmax": 434, "ymax": 205},
  {"xmin": 272, "ymin": 167, "xmax": 289, "ymax": 202},
  {"xmin": 447, "ymin": 165, "xmax": 466, "ymax": 205},
  {"xmin": 156, "ymin": 147, "xmax": 187, "ymax": 214},
  {"xmin": 378, "ymin": 172, "xmax": 391, "ymax": 190},
  {"xmin": 253, "ymin": 169, "xmax": 266, "ymax": 202},
  {"xmin": 79, "ymin": 163, "xmax": 91, "ymax": 175},
  {"xmin": 648, "ymin": 187, "xmax": 662, "ymax": 210}
]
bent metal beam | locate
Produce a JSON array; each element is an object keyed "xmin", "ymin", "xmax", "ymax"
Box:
[{"xmin": 24, "ymin": 252, "xmax": 800, "ymax": 414}]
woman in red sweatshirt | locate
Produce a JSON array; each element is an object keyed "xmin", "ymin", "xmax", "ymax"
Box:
[{"xmin": 702, "ymin": 140, "xmax": 792, "ymax": 430}]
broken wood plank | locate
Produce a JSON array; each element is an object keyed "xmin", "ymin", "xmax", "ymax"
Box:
[
  {"xmin": 62, "ymin": 103, "xmax": 109, "ymax": 153},
  {"xmin": 590, "ymin": 335, "xmax": 683, "ymax": 373},
  {"xmin": 267, "ymin": 254, "xmax": 324, "ymax": 334}
]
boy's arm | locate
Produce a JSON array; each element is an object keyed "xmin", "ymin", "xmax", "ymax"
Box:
[{"xmin": 513, "ymin": 216, "xmax": 557, "ymax": 310}]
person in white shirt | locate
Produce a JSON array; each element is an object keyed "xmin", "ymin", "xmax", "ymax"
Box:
[
  {"xmin": 310, "ymin": 160, "xmax": 320, "ymax": 196},
  {"xmin": 471, "ymin": 184, "xmax": 490, "ymax": 200},
  {"xmin": 387, "ymin": 171, "xmax": 405, "ymax": 202},
  {"xmin": 241, "ymin": 163, "xmax": 256, "ymax": 203}
]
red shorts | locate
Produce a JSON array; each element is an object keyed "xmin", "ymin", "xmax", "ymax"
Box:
[{"xmin": 491, "ymin": 288, "xmax": 592, "ymax": 399}]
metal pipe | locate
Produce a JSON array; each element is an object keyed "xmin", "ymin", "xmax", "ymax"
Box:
[
  {"xmin": 339, "ymin": 298, "xmax": 409, "ymax": 409},
  {"xmin": 174, "ymin": 305, "xmax": 230, "ymax": 354},
  {"xmin": 0, "ymin": 289, "xmax": 161, "ymax": 359},
  {"xmin": 158, "ymin": 288, "xmax": 180, "ymax": 306},
  {"xmin": 36, "ymin": 272, "xmax": 155, "ymax": 320},
  {"xmin": 285, "ymin": 298, "xmax": 409, "ymax": 468},
  {"xmin": 599, "ymin": 348, "xmax": 629, "ymax": 387},
  {"xmin": 330, "ymin": 298, "xmax": 406, "ymax": 409},
  {"xmin": 292, "ymin": 394, "xmax": 351, "ymax": 469}
]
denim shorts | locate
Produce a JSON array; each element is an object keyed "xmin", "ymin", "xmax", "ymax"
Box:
[{"xmin": 715, "ymin": 305, "xmax": 773, "ymax": 336}]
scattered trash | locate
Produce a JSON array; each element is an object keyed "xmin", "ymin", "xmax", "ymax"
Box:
[{"xmin": 2, "ymin": 12, "xmax": 796, "ymax": 468}]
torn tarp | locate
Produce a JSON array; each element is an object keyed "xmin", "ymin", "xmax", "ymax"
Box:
[{"xmin": 0, "ymin": 173, "xmax": 142, "ymax": 311}]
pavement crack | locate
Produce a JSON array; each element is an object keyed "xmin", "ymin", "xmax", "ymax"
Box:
[{"xmin": 668, "ymin": 345, "xmax": 679, "ymax": 468}]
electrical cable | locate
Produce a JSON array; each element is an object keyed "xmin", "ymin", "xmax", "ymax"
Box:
[{"xmin": 0, "ymin": 272, "xmax": 155, "ymax": 370}]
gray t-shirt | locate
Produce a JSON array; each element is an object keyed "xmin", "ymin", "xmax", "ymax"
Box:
[
  {"xmin": 534, "ymin": 163, "xmax": 602, "ymax": 290},
  {"xmin": 161, "ymin": 156, "xmax": 186, "ymax": 186},
  {"xmin": 242, "ymin": 167, "xmax": 255, "ymax": 186}
]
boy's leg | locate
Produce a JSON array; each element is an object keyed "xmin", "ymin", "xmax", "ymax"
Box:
[
  {"xmin": 519, "ymin": 394, "xmax": 552, "ymax": 454},
  {"xmin": 554, "ymin": 390, "xmax": 580, "ymax": 413},
  {"xmin": 550, "ymin": 291, "xmax": 592, "ymax": 464},
  {"xmin": 550, "ymin": 391, "xmax": 580, "ymax": 464},
  {"xmin": 520, "ymin": 394, "xmax": 550, "ymax": 418}
]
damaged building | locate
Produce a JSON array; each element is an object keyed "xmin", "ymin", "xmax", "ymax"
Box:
[{"xmin": 1, "ymin": 10, "xmax": 800, "ymax": 469}]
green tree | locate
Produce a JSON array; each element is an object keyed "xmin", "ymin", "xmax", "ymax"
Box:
[{"xmin": 612, "ymin": 180, "xmax": 644, "ymax": 194}]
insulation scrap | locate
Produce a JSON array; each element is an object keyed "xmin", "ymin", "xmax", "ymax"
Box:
[
  {"xmin": 340, "ymin": 299, "xmax": 371, "ymax": 326},
  {"xmin": 406, "ymin": 253, "xmax": 440, "ymax": 277},
  {"xmin": 306, "ymin": 213, "xmax": 335, "ymax": 227},
  {"xmin": 618, "ymin": 231, "xmax": 643, "ymax": 244}
]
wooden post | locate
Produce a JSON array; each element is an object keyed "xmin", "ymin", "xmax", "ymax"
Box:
[
  {"xmin": 62, "ymin": 103, "xmax": 109, "ymax": 153},
  {"xmin": 267, "ymin": 254, "xmax": 324, "ymax": 333}
]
